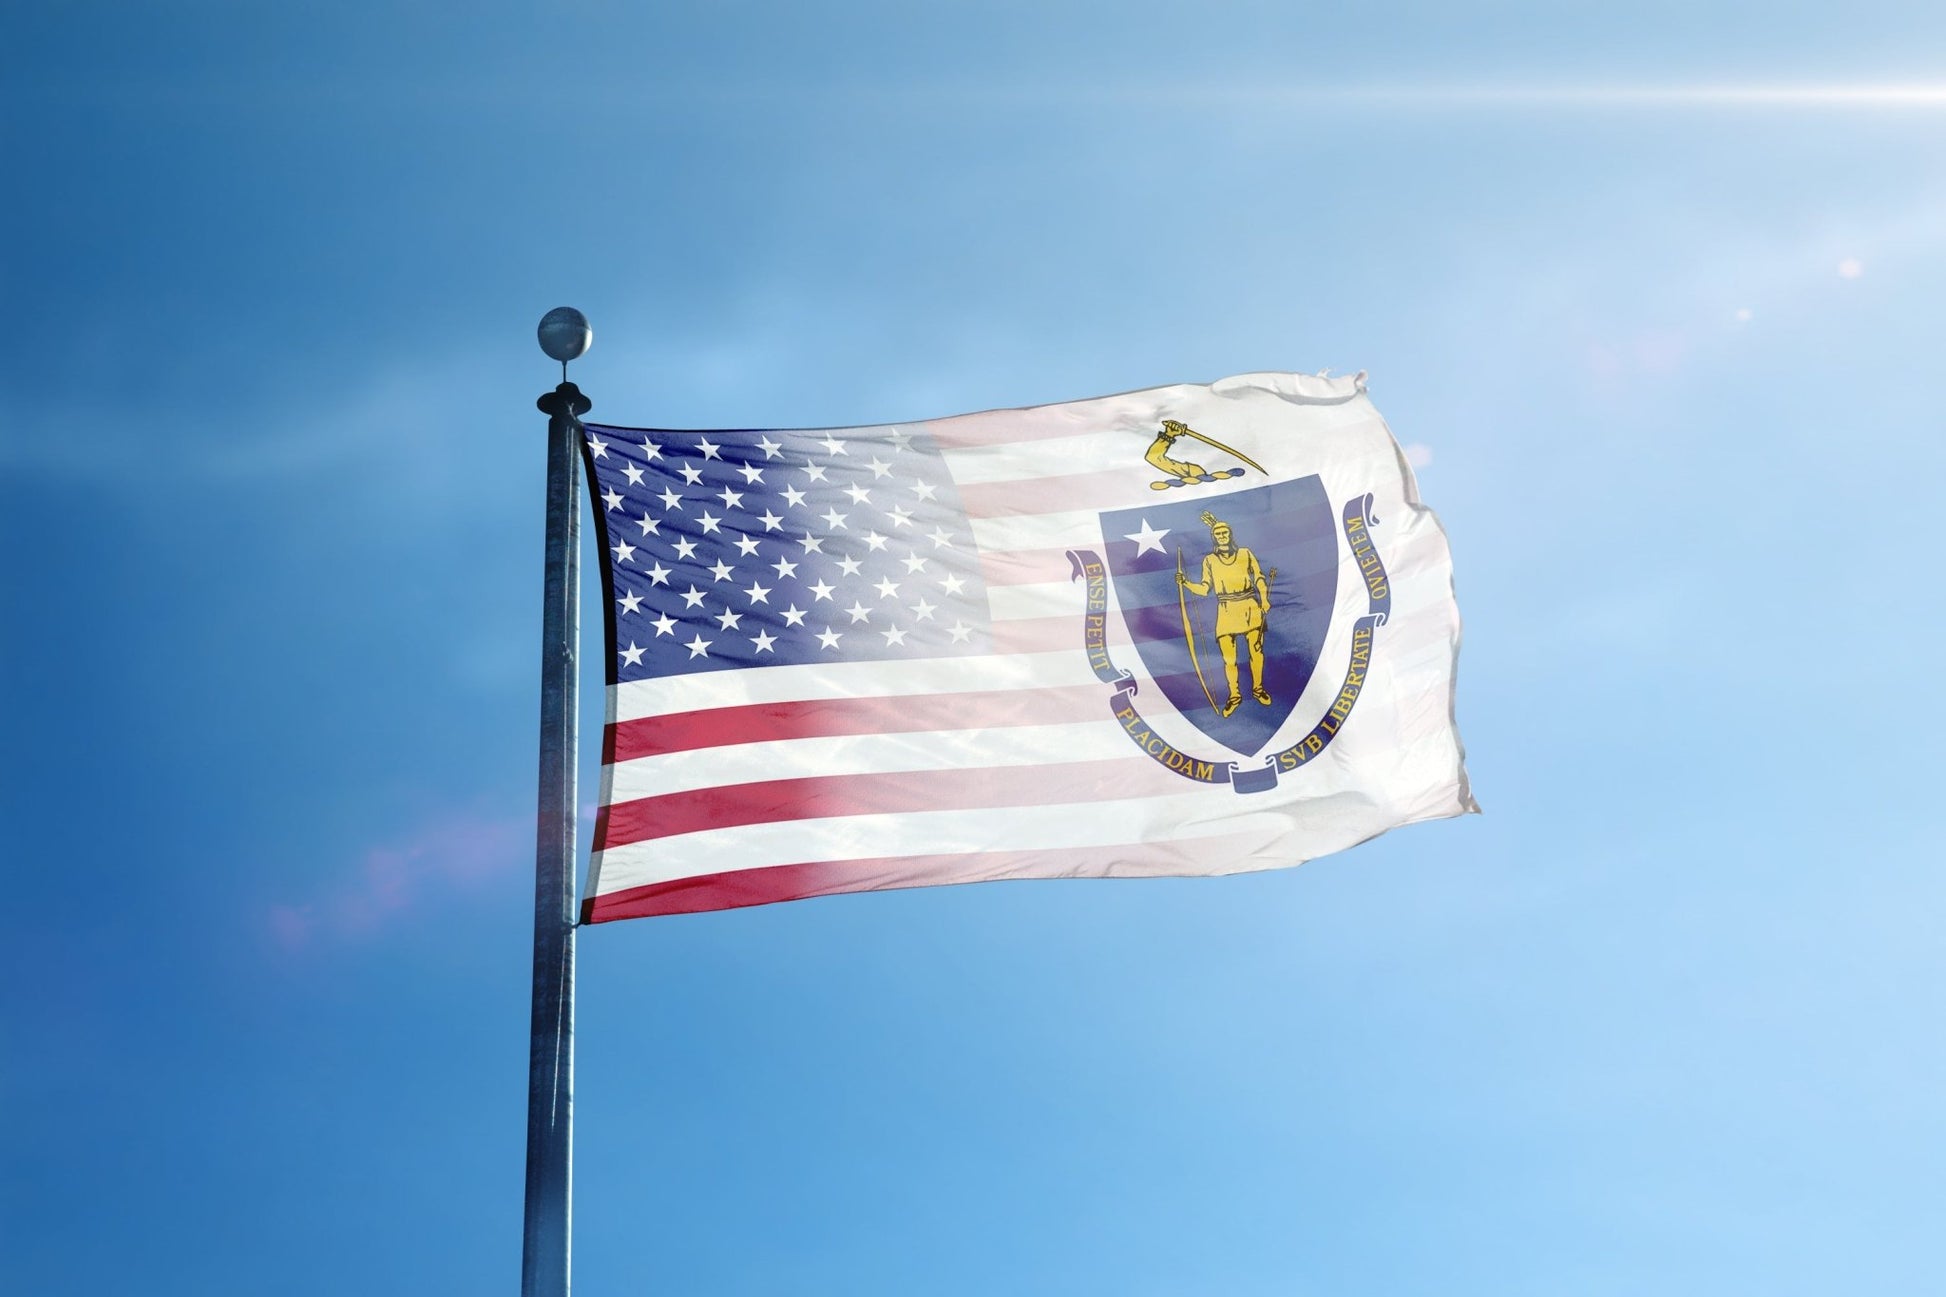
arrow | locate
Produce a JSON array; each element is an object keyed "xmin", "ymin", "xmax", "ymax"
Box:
[{"xmin": 1178, "ymin": 547, "xmax": 1219, "ymax": 713}]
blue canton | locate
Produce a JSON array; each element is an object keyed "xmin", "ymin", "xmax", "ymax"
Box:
[{"xmin": 582, "ymin": 424, "xmax": 993, "ymax": 681}]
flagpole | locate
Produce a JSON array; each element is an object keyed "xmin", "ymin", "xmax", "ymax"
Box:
[{"xmin": 524, "ymin": 308, "xmax": 592, "ymax": 1297}]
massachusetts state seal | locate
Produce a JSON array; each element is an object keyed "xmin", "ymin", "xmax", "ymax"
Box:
[{"xmin": 1063, "ymin": 423, "xmax": 1394, "ymax": 794}]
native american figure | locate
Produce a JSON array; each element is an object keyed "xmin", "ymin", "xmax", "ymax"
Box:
[{"xmin": 1176, "ymin": 510, "xmax": 1272, "ymax": 717}]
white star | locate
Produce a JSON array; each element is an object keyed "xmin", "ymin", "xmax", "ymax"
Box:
[
  {"xmin": 646, "ymin": 562, "xmax": 671, "ymax": 586},
  {"xmin": 714, "ymin": 608, "xmax": 742, "ymax": 631},
  {"xmin": 845, "ymin": 601, "xmax": 871, "ymax": 624},
  {"xmin": 697, "ymin": 511, "xmax": 723, "ymax": 535},
  {"xmin": 651, "ymin": 612, "xmax": 677, "ymax": 637},
  {"xmin": 585, "ymin": 434, "xmax": 609, "ymax": 459},
  {"xmin": 939, "ymin": 572, "xmax": 965, "ymax": 596},
  {"xmin": 671, "ymin": 537, "xmax": 699, "ymax": 561},
  {"xmin": 816, "ymin": 627, "xmax": 842, "ymax": 650},
  {"xmin": 617, "ymin": 590, "xmax": 643, "ymax": 614},
  {"xmin": 622, "ymin": 463, "xmax": 645, "ymax": 486},
  {"xmin": 657, "ymin": 487, "xmax": 683, "ymax": 512},
  {"xmin": 620, "ymin": 641, "xmax": 646, "ymax": 667},
  {"xmin": 737, "ymin": 463, "xmax": 764, "ymax": 484},
  {"xmin": 843, "ymin": 483, "xmax": 872, "ymax": 505},
  {"xmin": 635, "ymin": 513, "xmax": 659, "ymax": 537},
  {"xmin": 751, "ymin": 629, "xmax": 777, "ymax": 654},
  {"xmin": 733, "ymin": 535, "xmax": 761, "ymax": 557},
  {"xmin": 781, "ymin": 485, "xmax": 808, "ymax": 508},
  {"xmin": 697, "ymin": 437, "xmax": 721, "ymax": 460},
  {"xmin": 836, "ymin": 555, "xmax": 863, "ymax": 577},
  {"xmin": 862, "ymin": 532, "xmax": 889, "ymax": 552},
  {"xmin": 716, "ymin": 486, "xmax": 744, "ymax": 509},
  {"xmin": 611, "ymin": 539, "xmax": 636, "ymax": 564},
  {"xmin": 928, "ymin": 526, "xmax": 953, "ymax": 549},
  {"xmin": 808, "ymin": 579, "xmax": 835, "ymax": 601},
  {"xmin": 888, "ymin": 428, "xmax": 912, "ymax": 449},
  {"xmin": 900, "ymin": 554, "xmax": 929, "ymax": 575},
  {"xmin": 948, "ymin": 621, "xmax": 972, "ymax": 644},
  {"xmin": 812, "ymin": 434, "xmax": 842, "ymax": 456},
  {"xmin": 756, "ymin": 435, "xmax": 783, "ymax": 460},
  {"xmin": 759, "ymin": 510, "xmax": 784, "ymax": 532},
  {"xmin": 887, "ymin": 506, "xmax": 912, "ymax": 529},
  {"xmin": 912, "ymin": 597, "xmax": 937, "ymax": 622},
  {"xmin": 640, "ymin": 439, "xmax": 662, "ymax": 462},
  {"xmin": 802, "ymin": 463, "xmax": 828, "ymax": 483},
  {"xmin": 867, "ymin": 457, "xmax": 892, "ymax": 479},
  {"xmin": 602, "ymin": 488, "xmax": 624, "ymax": 511},
  {"xmin": 684, "ymin": 634, "xmax": 711, "ymax": 659},
  {"xmin": 797, "ymin": 533, "xmax": 824, "ymax": 553},
  {"xmin": 680, "ymin": 585, "xmax": 707, "ymax": 609},
  {"xmin": 912, "ymin": 479, "xmax": 937, "ymax": 501},
  {"xmin": 1124, "ymin": 518, "xmax": 1170, "ymax": 556},
  {"xmin": 771, "ymin": 555, "xmax": 799, "ymax": 579},
  {"xmin": 678, "ymin": 463, "xmax": 704, "ymax": 485},
  {"xmin": 881, "ymin": 625, "xmax": 908, "ymax": 646},
  {"xmin": 821, "ymin": 507, "xmax": 848, "ymax": 531},
  {"xmin": 744, "ymin": 581, "xmax": 771, "ymax": 604},
  {"xmin": 780, "ymin": 604, "xmax": 808, "ymax": 627},
  {"xmin": 873, "ymin": 576, "xmax": 900, "ymax": 600},
  {"xmin": 709, "ymin": 559, "xmax": 735, "ymax": 583}
]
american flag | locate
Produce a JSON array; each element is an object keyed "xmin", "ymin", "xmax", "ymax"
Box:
[{"xmin": 579, "ymin": 373, "xmax": 1472, "ymax": 920}]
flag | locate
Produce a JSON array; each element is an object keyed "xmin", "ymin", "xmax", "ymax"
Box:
[{"xmin": 577, "ymin": 371, "xmax": 1473, "ymax": 922}]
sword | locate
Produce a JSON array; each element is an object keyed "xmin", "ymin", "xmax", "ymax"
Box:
[
  {"xmin": 1178, "ymin": 547, "xmax": 1219, "ymax": 712},
  {"xmin": 1173, "ymin": 425, "xmax": 1266, "ymax": 476}
]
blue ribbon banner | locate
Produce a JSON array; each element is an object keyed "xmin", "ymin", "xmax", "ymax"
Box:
[{"xmin": 1066, "ymin": 492, "xmax": 1390, "ymax": 795}]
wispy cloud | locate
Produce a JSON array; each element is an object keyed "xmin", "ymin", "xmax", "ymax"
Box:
[
  {"xmin": 1228, "ymin": 82, "xmax": 1946, "ymax": 109},
  {"xmin": 265, "ymin": 808, "xmax": 528, "ymax": 951},
  {"xmin": 821, "ymin": 79, "xmax": 1946, "ymax": 113}
]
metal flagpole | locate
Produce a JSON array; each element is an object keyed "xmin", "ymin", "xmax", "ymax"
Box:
[{"xmin": 524, "ymin": 307, "xmax": 592, "ymax": 1297}]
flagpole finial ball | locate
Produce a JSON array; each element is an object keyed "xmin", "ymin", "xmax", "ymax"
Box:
[{"xmin": 537, "ymin": 307, "xmax": 592, "ymax": 364}]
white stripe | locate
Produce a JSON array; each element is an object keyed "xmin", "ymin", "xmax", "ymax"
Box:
[
  {"xmin": 969, "ymin": 509, "xmax": 1104, "ymax": 552},
  {"xmin": 608, "ymin": 720, "xmax": 1131, "ymax": 800},
  {"xmin": 986, "ymin": 579, "xmax": 1099, "ymax": 622},
  {"xmin": 964, "ymin": 473, "xmax": 1271, "ymax": 548},
  {"xmin": 611, "ymin": 648, "xmax": 1102, "ymax": 720},
  {"xmin": 942, "ymin": 430, "xmax": 1153, "ymax": 484},
  {"xmin": 590, "ymin": 788, "xmax": 1305, "ymax": 891}
]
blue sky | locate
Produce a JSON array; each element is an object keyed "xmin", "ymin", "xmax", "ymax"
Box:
[{"xmin": 5, "ymin": 3, "xmax": 1945, "ymax": 1294}]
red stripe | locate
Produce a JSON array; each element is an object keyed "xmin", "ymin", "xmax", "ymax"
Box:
[
  {"xmin": 604, "ymin": 685, "xmax": 1107, "ymax": 762},
  {"xmin": 596, "ymin": 756, "xmax": 1172, "ymax": 850},
  {"xmin": 987, "ymin": 612, "xmax": 1156, "ymax": 655},
  {"xmin": 988, "ymin": 614, "xmax": 1077, "ymax": 655},
  {"xmin": 960, "ymin": 469, "xmax": 1150, "ymax": 519},
  {"xmin": 582, "ymin": 833, "xmax": 1270, "ymax": 921},
  {"xmin": 979, "ymin": 546, "xmax": 1081, "ymax": 587},
  {"xmin": 927, "ymin": 406, "xmax": 1117, "ymax": 450}
]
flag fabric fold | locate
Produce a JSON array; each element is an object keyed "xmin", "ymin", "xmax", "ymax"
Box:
[{"xmin": 577, "ymin": 372, "xmax": 1473, "ymax": 921}]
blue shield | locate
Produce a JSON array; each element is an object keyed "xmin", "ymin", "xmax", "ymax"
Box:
[{"xmin": 1101, "ymin": 477, "xmax": 1339, "ymax": 757}]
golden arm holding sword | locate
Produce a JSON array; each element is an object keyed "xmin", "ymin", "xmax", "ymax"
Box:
[
  {"xmin": 1176, "ymin": 510, "xmax": 1272, "ymax": 717},
  {"xmin": 1144, "ymin": 419, "xmax": 1263, "ymax": 489}
]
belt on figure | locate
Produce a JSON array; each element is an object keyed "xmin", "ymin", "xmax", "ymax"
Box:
[{"xmin": 1215, "ymin": 592, "xmax": 1261, "ymax": 603}]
